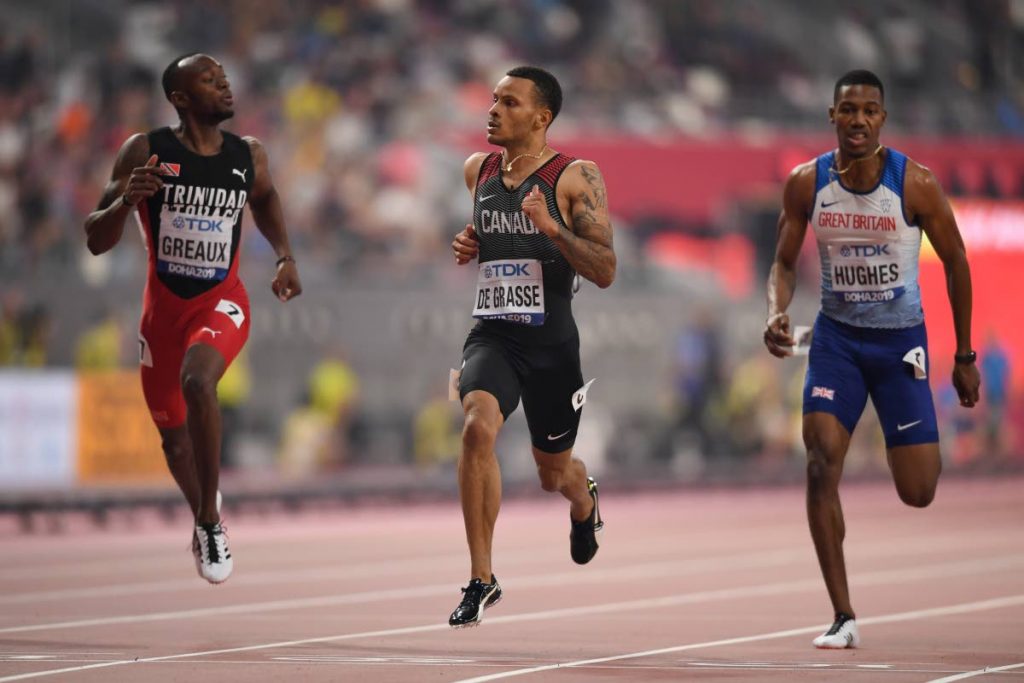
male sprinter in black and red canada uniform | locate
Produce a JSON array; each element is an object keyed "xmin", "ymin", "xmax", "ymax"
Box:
[
  {"xmin": 84, "ymin": 54, "xmax": 302, "ymax": 583},
  {"xmin": 448, "ymin": 66, "xmax": 616, "ymax": 627}
]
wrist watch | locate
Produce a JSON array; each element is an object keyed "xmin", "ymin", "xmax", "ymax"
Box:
[{"xmin": 953, "ymin": 350, "xmax": 977, "ymax": 365}]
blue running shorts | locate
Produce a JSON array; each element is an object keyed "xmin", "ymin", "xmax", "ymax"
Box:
[{"xmin": 803, "ymin": 313, "xmax": 939, "ymax": 448}]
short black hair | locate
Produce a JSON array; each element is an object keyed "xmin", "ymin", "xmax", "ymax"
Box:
[
  {"xmin": 506, "ymin": 66, "xmax": 562, "ymax": 122},
  {"xmin": 162, "ymin": 53, "xmax": 200, "ymax": 99},
  {"xmin": 834, "ymin": 69, "xmax": 884, "ymax": 103}
]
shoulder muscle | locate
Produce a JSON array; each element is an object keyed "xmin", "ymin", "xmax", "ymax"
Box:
[
  {"xmin": 111, "ymin": 133, "xmax": 151, "ymax": 179},
  {"xmin": 464, "ymin": 152, "xmax": 489, "ymax": 193}
]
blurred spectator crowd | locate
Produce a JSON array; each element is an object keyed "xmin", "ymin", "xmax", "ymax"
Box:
[{"xmin": 2, "ymin": 0, "xmax": 1023, "ymax": 280}]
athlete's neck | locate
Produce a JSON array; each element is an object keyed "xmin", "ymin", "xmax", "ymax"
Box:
[
  {"xmin": 174, "ymin": 120, "xmax": 224, "ymax": 157},
  {"xmin": 835, "ymin": 146, "xmax": 885, "ymax": 192},
  {"xmin": 500, "ymin": 139, "xmax": 553, "ymax": 184}
]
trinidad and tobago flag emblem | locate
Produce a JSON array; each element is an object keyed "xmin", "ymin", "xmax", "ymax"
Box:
[{"xmin": 158, "ymin": 162, "xmax": 181, "ymax": 176}]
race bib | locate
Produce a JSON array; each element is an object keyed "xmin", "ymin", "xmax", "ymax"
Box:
[
  {"xmin": 828, "ymin": 241, "xmax": 904, "ymax": 304},
  {"xmin": 156, "ymin": 207, "xmax": 233, "ymax": 281},
  {"xmin": 472, "ymin": 259, "xmax": 545, "ymax": 326}
]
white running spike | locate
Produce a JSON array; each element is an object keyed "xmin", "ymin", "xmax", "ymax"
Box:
[
  {"xmin": 813, "ymin": 618, "xmax": 860, "ymax": 649},
  {"xmin": 192, "ymin": 491, "xmax": 224, "ymax": 579},
  {"xmin": 195, "ymin": 523, "xmax": 233, "ymax": 584}
]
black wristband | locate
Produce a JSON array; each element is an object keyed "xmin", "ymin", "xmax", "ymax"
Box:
[
  {"xmin": 954, "ymin": 350, "xmax": 977, "ymax": 365},
  {"xmin": 275, "ymin": 255, "xmax": 295, "ymax": 267}
]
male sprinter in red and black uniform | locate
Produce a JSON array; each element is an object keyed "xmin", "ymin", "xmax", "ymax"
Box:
[
  {"xmin": 84, "ymin": 54, "xmax": 301, "ymax": 583},
  {"xmin": 447, "ymin": 66, "xmax": 616, "ymax": 627}
]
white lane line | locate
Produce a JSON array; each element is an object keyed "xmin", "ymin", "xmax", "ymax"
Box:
[
  {"xmin": 0, "ymin": 522, "xmax": 1010, "ymax": 583},
  {"xmin": 2, "ymin": 530, "xmax": 1004, "ymax": 608},
  {"xmin": 450, "ymin": 594, "xmax": 1024, "ymax": 683},
  {"xmin": 926, "ymin": 662, "xmax": 1024, "ymax": 682},
  {"xmin": 0, "ymin": 557, "xmax": 189, "ymax": 582},
  {"xmin": 4, "ymin": 547, "xmax": 1020, "ymax": 635},
  {"xmin": 0, "ymin": 566, "xmax": 1021, "ymax": 682},
  {"xmin": 0, "ymin": 521, "xmax": 657, "ymax": 581},
  {"xmin": 689, "ymin": 661, "xmax": 830, "ymax": 668},
  {"xmin": 0, "ymin": 534, "xmax": 675, "ymax": 582},
  {"xmin": 0, "ymin": 546, "xmax": 812, "ymax": 633},
  {"xmin": 0, "ymin": 540, "xmax": 806, "ymax": 606},
  {"xmin": 0, "ymin": 557, "xmax": 467, "ymax": 606},
  {"xmin": 272, "ymin": 656, "xmax": 478, "ymax": 664},
  {"xmin": 0, "ymin": 543, "xmax": 793, "ymax": 606},
  {"xmin": 0, "ymin": 622, "xmax": 453, "ymax": 682}
]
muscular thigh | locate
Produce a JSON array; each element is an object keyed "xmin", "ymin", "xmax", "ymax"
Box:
[
  {"xmin": 140, "ymin": 307, "xmax": 188, "ymax": 429},
  {"xmin": 459, "ymin": 329, "xmax": 522, "ymax": 421},
  {"xmin": 802, "ymin": 314, "xmax": 869, "ymax": 437},
  {"xmin": 139, "ymin": 282, "xmax": 251, "ymax": 428},
  {"xmin": 863, "ymin": 323, "xmax": 938, "ymax": 449},
  {"xmin": 521, "ymin": 334, "xmax": 585, "ymax": 454},
  {"xmin": 887, "ymin": 442, "xmax": 941, "ymax": 487},
  {"xmin": 182, "ymin": 283, "xmax": 251, "ymax": 371}
]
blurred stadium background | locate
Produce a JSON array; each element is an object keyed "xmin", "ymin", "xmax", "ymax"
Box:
[{"xmin": 1, "ymin": 0, "xmax": 1021, "ymax": 523}]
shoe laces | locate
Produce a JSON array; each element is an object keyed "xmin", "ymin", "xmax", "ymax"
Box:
[
  {"xmin": 458, "ymin": 579, "xmax": 488, "ymax": 608},
  {"xmin": 197, "ymin": 522, "xmax": 228, "ymax": 564},
  {"xmin": 825, "ymin": 613, "xmax": 854, "ymax": 635}
]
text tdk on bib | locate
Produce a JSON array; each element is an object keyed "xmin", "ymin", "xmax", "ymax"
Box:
[
  {"xmin": 827, "ymin": 240, "xmax": 905, "ymax": 304},
  {"xmin": 472, "ymin": 259, "xmax": 545, "ymax": 326},
  {"xmin": 156, "ymin": 184, "xmax": 244, "ymax": 281}
]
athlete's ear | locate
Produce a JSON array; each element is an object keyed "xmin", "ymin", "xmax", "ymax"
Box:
[
  {"xmin": 168, "ymin": 90, "xmax": 189, "ymax": 111},
  {"xmin": 828, "ymin": 105, "xmax": 835, "ymax": 125},
  {"xmin": 535, "ymin": 107, "xmax": 552, "ymax": 132}
]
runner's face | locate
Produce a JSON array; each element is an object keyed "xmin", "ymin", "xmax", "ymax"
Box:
[
  {"xmin": 181, "ymin": 57, "xmax": 234, "ymax": 122},
  {"xmin": 487, "ymin": 76, "xmax": 546, "ymax": 146},
  {"xmin": 830, "ymin": 85, "xmax": 885, "ymax": 158}
]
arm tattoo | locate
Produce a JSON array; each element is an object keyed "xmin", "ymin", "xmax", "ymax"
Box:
[
  {"xmin": 579, "ymin": 165, "xmax": 607, "ymax": 211},
  {"xmin": 554, "ymin": 165, "xmax": 615, "ymax": 287}
]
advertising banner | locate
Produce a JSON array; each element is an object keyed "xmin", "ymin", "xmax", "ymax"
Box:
[
  {"xmin": 76, "ymin": 370, "xmax": 170, "ymax": 483},
  {"xmin": 0, "ymin": 370, "xmax": 77, "ymax": 489}
]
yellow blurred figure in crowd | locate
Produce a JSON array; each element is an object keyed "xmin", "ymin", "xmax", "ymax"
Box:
[
  {"xmin": 74, "ymin": 311, "xmax": 124, "ymax": 370},
  {"xmin": 279, "ymin": 350, "xmax": 360, "ymax": 475},
  {"xmin": 414, "ymin": 394, "xmax": 460, "ymax": 470}
]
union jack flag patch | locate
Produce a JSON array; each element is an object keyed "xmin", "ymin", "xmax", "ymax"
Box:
[
  {"xmin": 811, "ymin": 386, "xmax": 835, "ymax": 401},
  {"xmin": 158, "ymin": 162, "xmax": 181, "ymax": 176}
]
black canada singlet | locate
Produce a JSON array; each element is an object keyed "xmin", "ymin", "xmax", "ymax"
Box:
[{"xmin": 472, "ymin": 152, "xmax": 578, "ymax": 344}]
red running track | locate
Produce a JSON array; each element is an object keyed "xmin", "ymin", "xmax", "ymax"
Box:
[{"xmin": 0, "ymin": 477, "xmax": 1021, "ymax": 682}]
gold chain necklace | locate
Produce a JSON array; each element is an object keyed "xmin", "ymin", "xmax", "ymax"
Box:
[
  {"xmin": 502, "ymin": 145, "xmax": 550, "ymax": 173},
  {"xmin": 833, "ymin": 144, "xmax": 884, "ymax": 175}
]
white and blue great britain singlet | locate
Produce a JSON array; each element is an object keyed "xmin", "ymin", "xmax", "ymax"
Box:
[{"xmin": 810, "ymin": 148, "xmax": 923, "ymax": 329}]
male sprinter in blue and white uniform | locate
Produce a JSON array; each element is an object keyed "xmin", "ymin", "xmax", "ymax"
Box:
[
  {"xmin": 448, "ymin": 66, "xmax": 616, "ymax": 627},
  {"xmin": 764, "ymin": 70, "xmax": 980, "ymax": 648}
]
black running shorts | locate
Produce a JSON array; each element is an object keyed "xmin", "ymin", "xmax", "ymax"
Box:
[{"xmin": 459, "ymin": 326, "xmax": 585, "ymax": 453}]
